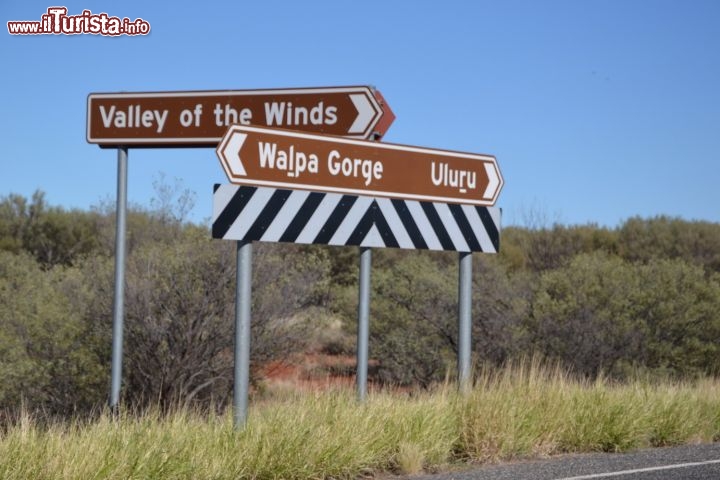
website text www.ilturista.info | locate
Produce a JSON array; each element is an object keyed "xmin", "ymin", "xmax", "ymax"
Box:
[{"xmin": 7, "ymin": 7, "xmax": 150, "ymax": 36}]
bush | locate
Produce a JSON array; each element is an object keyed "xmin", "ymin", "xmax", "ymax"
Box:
[
  {"xmin": 528, "ymin": 253, "xmax": 720, "ymax": 378},
  {"xmin": 0, "ymin": 251, "xmax": 105, "ymax": 414}
]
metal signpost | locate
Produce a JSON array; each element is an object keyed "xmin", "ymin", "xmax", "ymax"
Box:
[
  {"xmin": 234, "ymin": 240, "xmax": 252, "ymax": 426},
  {"xmin": 109, "ymin": 147, "xmax": 128, "ymax": 411},
  {"xmin": 356, "ymin": 247, "xmax": 371, "ymax": 402},
  {"xmin": 457, "ymin": 251, "xmax": 473, "ymax": 392}
]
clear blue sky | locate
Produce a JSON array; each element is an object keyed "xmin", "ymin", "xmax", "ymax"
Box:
[{"xmin": 2, "ymin": 1, "xmax": 719, "ymax": 227}]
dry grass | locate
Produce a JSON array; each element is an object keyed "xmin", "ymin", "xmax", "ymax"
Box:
[{"xmin": 2, "ymin": 360, "xmax": 719, "ymax": 479}]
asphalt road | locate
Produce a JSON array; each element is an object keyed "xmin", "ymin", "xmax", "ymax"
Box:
[{"xmin": 401, "ymin": 443, "xmax": 720, "ymax": 480}]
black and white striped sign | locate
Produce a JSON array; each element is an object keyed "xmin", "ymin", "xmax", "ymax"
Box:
[{"xmin": 213, "ymin": 184, "xmax": 500, "ymax": 253}]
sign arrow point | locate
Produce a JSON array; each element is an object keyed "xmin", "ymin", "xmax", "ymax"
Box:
[
  {"xmin": 483, "ymin": 163, "xmax": 501, "ymax": 200},
  {"xmin": 220, "ymin": 131, "xmax": 247, "ymax": 177},
  {"xmin": 348, "ymin": 93, "xmax": 377, "ymax": 135}
]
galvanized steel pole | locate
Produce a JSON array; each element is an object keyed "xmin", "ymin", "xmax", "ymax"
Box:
[
  {"xmin": 356, "ymin": 246, "xmax": 372, "ymax": 402},
  {"xmin": 234, "ymin": 240, "xmax": 252, "ymax": 428},
  {"xmin": 109, "ymin": 146, "xmax": 128, "ymax": 411},
  {"xmin": 458, "ymin": 251, "xmax": 473, "ymax": 392}
]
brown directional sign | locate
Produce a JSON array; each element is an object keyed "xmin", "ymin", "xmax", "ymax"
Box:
[
  {"xmin": 86, "ymin": 86, "xmax": 394, "ymax": 146},
  {"xmin": 216, "ymin": 125, "xmax": 503, "ymax": 206}
]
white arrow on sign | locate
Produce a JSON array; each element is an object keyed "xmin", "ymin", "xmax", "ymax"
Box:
[
  {"xmin": 483, "ymin": 163, "xmax": 501, "ymax": 200},
  {"xmin": 348, "ymin": 93, "xmax": 379, "ymax": 135},
  {"xmin": 218, "ymin": 131, "xmax": 247, "ymax": 177}
]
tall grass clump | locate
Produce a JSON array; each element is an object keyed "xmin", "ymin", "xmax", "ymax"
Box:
[
  {"xmin": 0, "ymin": 389, "xmax": 458, "ymax": 479},
  {"xmin": 2, "ymin": 361, "xmax": 720, "ymax": 479},
  {"xmin": 454, "ymin": 358, "xmax": 720, "ymax": 461},
  {"xmin": 239, "ymin": 389, "xmax": 458, "ymax": 477},
  {"xmin": 456, "ymin": 358, "xmax": 576, "ymax": 461}
]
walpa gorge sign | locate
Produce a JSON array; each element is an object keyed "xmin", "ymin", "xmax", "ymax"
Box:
[
  {"xmin": 215, "ymin": 125, "xmax": 503, "ymax": 206},
  {"xmin": 86, "ymin": 86, "xmax": 395, "ymax": 146}
]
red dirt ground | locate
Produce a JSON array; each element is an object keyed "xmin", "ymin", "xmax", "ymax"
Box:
[{"xmin": 260, "ymin": 352, "xmax": 374, "ymax": 391}]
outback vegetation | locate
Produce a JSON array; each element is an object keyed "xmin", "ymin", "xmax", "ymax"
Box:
[
  {"xmin": 3, "ymin": 186, "xmax": 720, "ymax": 478},
  {"xmin": 2, "ymin": 187, "xmax": 720, "ymax": 417}
]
